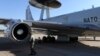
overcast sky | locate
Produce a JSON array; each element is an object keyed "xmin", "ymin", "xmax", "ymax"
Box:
[{"xmin": 0, "ymin": 0, "xmax": 100, "ymax": 20}]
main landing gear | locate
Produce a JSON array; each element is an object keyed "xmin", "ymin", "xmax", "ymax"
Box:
[
  {"xmin": 42, "ymin": 35, "xmax": 56, "ymax": 43},
  {"xmin": 42, "ymin": 35, "xmax": 78, "ymax": 43},
  {"xmin": 69, "ymin": 37, "xmax": 78, "ymax": 42}
]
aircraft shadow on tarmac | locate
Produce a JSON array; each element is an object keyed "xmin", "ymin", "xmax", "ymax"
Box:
[
  {"xmin": 0, "ymin": 37, "xmax": 30, "ymax": 56},
  {"xmin": 0, "ymin": 37, "xmax": 100, "ymax": 56}
]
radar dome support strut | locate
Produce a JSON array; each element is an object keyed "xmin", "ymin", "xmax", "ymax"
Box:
[{"xmin": 40, "ymin": 6, "xmax": 50, "ymax": 21}]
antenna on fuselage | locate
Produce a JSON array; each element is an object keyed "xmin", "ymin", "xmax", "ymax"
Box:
[{"xmin": 92, "ymin": 5, "xmax": 95, "ymax": 9}]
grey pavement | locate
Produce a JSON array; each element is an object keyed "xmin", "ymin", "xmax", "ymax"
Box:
[{"xmin": 0, "ymin": 37, "xmax": 100, "ymax": 56}]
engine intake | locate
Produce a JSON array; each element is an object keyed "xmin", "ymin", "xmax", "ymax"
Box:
[{"xmin": 11, "ymin": 23, "xmax": 31, "ymax": 41}]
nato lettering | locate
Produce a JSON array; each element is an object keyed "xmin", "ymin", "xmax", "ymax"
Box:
[{"xmin": 84, "ymin": 16, "xmax": 98, "ymax": 22}]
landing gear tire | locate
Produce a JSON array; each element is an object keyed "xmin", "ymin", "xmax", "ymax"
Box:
[
  {"xmin": 42, "ymin": 36, "xmax": 47, "ymax": 42},
  {"xmin": 42, "ymin": 36, "xmax": 56, "ymax": 43},
  {"xmin": 51, "ymin": 37, "xmax": 56, "ymax": 43},
  {"xmin": 69, "ymin": 37, "xmax": 78, "ymax": 42}
]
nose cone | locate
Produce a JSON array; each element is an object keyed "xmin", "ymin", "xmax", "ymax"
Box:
[{"xmin": 29, "ymin": 0, "xmax": 61, "ymax": 9}]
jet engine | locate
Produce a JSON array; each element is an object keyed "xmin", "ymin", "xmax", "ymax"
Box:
[{"xmin": 6, "ymin": 23, "xmax": 31, "ymax": 41}]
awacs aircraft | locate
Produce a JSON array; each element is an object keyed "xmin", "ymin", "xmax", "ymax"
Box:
[{"xmin": 0, "ymin": 0, "xmax": 100, "ymax": 42}]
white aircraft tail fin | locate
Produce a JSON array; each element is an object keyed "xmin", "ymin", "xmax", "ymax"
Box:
[{"xmin": 26, "ymin": 5, "xmax": 34, "ymax": 20}]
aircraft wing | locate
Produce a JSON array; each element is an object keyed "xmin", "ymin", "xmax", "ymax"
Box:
[
  {"xmin": 25, "ymin": 20, "xmax": 100, "ymax": 36},
  {"xmin": 0, "ymin": 18, "xmax": 11, "ymax": 34},
  {"xmin": 0, "ymin": 18, "xmax": 11, "ymax": 24},
  {"xmin": 25, "ymin": 20, "xmax": 86, "ymax": 31}
]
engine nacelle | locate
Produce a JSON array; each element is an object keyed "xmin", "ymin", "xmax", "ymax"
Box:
[{"xmin": 5, "ymin": 23, "xmax": 31, "ymax": 41}]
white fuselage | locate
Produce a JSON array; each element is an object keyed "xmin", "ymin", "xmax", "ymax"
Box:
[{"xmin": 44, "ymin": 7, "xmax": 100, "ymax": 31}]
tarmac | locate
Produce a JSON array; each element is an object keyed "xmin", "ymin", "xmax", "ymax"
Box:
[{"xmin": 0, "ymin": 37, "xmax": 100, "ymax": 56}]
